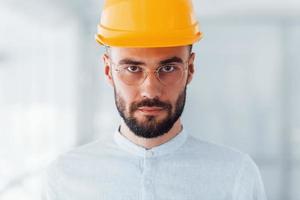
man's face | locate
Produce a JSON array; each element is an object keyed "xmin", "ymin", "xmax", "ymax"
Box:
[{"xmin": 104, "ymin": 46, "xmax": 195, "ymax": 138}]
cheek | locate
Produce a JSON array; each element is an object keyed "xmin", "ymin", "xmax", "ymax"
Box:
[
  {"xmin": 115, "ymin": 85, "xmax": 138, "ymax": 107},
  {"xmin": 171, "ymin": 86, "xmax": 186, "ymax": 107},
  {"xmin": 169, "ymin": 87, "xmax": 183, "ymax": 100}
]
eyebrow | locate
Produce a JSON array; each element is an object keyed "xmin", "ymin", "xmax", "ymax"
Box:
[
  {"xmin": 118, "ymin": 59, "xmax": 146, "ymax": 65},
  {"xmin": 118, "ymin": 56, "xmax": 184, "ymax": 66},
  {"xmin": 159, "ymin": 56, "xmax": 184, "ymax": 65}
]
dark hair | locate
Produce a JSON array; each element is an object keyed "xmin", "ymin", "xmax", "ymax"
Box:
[{"xmin": 188, "ymin": 44, "xmax": 193, "ymax": 54}]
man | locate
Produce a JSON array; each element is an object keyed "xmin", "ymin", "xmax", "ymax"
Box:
[{"xmin": 44, "ymin": 0, "xmax": 267, "ymax": 199}]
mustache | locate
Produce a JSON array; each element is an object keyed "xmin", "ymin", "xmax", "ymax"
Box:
[{"xmin": 130, "ymin": 98, "xmax": 172, "ymax": 112}]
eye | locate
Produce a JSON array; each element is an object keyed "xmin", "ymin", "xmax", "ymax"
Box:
[
  {"xmin": 126, "ymin": 65, "xmax": 142, "ymax": 73},
  {"xmin": 160, "ymin": 65, "xmax": 176, "ymax": 73}
]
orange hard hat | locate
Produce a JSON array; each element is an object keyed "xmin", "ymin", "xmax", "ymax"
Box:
[{"xmin": 95, "ymin": 0, "xmax": 203, "ymax": 47}]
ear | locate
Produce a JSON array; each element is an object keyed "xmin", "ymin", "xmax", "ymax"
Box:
[
  {"xmin": 187, "ymin": 52, "xmax": 195, "ymax": 85},
  {"xmin": 103, "ymin": 53, "xmax": 114, "ymax": 86}
]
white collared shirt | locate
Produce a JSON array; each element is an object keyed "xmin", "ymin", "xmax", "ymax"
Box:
[{"xmin": 44, "ymin": 128, "xmax": 267, "ymax": 200}]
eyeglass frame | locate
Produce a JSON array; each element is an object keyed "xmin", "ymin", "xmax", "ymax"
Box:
[{"xmin": 108, "ymin": 56, "xmax": 191, "ymax": 86}]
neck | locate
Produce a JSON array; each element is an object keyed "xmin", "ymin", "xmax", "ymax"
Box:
[{"xmin": 119, "ymin": 119, "xmax": 183, "ymax": 149}]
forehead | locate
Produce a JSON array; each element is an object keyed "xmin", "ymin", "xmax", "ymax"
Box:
[{"xmin": 109, "ymin": 46, "xmax": 189, "ymax": 63}]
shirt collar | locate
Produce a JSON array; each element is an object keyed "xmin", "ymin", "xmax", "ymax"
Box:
[{"xmin": 113, "ymin": 126, "xmax": 188, "ymax": 158}]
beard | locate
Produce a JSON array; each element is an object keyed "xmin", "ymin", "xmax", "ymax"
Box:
[{"xmin": 114, "ymin": 86, "xmax": 187, "ymax": 139}]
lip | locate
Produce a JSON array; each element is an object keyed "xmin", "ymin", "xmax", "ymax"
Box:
[{"xmin": 138, "ymin": 107, "xmax": 164, "ymax": 115}]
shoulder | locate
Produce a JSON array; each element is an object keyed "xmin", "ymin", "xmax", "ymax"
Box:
[
  {"xmin": 184, "ymin": 135, "xmax": 264, "ymax": 179},
  {"xmin": 176, "ymin": 135, "xmax": 263, "ymax": 174},
  {"xmin": 46, "ymin": 136, "xmax": 120, "ymax": 176},
  {"xmin": 182, "ymin": 135, "xmax": 249, "ymax": 162},
  {"xmin": 182, "ymin": 135, "xmax": 267, "ymax": 198}
]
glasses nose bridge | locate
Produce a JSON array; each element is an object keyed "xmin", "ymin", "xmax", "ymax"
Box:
[{"xmin": 141, "ymin": 67, "xmax": 161, "ymax": 85}]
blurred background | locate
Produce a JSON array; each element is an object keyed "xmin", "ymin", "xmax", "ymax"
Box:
[{"xmin": 0, "ymin": 0, "xmax": 299, "ymax": 199}]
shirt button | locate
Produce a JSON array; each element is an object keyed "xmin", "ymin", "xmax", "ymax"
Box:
[{"xmin": 146, "ymin": 151, "xmax": 154, "ymax": 157}]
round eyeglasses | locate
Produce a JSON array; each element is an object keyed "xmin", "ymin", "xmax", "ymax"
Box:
[{"xmin": 109, "ymin": 59, "xmax": 189, "ymax": 86}]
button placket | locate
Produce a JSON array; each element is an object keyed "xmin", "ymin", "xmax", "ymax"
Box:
[
  {"xmin": 141, "ymin": 154, "xmax": 155, "ymax": 200},
  {"xmin": 145, "ymin": 150, "xmax": 154, "ymax": 157}
]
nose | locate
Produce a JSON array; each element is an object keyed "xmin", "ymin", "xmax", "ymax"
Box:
[{"xmin": 139, "ymin": 72, "xmax": 162, "ymax": 99}]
